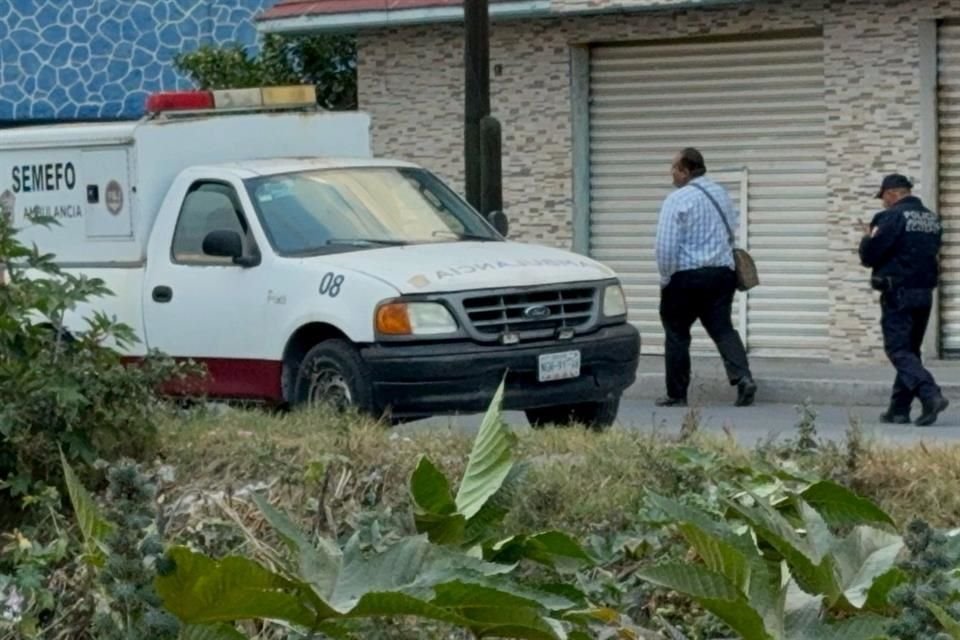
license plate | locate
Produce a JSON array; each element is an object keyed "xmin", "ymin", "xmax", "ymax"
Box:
[{"xmin": 538, "ymin": 350, "xmax": 581, "ymax": 382}]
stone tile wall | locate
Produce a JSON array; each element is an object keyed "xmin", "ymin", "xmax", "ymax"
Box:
[
  {"xmin": 0, "ymin": 0, "xmax": 269, "ymax": 120},
  {"xmin": 359, "ymin": 1, "xmax": 819, "ymax": 248},
  {"xmin": 358, "ymin": 0, "xmax": 960, "ymax": 361}
]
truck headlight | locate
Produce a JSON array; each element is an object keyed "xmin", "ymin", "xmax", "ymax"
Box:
[
  {"xmin": 376, "ymin": 302, "xmax": 458, "ymax": 336},
  {"xmin": 603, "ymin": 284, "xmax": 627, "ymax": 317}
]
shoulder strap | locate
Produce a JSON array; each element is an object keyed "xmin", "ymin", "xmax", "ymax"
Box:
[{"xmin": 690, "ymin": 182, "xmax": 735, "ymax": 245}]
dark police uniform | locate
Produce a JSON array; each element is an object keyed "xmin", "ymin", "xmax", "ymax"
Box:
[{"xmin": 859, "ymin": 178, "xmax": 947, "ymax": 426}]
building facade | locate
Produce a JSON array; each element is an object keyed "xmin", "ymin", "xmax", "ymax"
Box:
[
  {"xmin": 0, "ymin": 0, "xmax": 271, "ymax": 122},
  {"xmin": 260, "ymin": 0, "xmax": 960, "ymax": 364}
]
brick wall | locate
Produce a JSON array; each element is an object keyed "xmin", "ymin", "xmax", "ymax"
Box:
[{"xmin": 357, "ymin": 0, "xmax": 960, "ymax": 361}]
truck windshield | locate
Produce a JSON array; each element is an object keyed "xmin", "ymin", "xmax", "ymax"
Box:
[{"xmin": 244, "ymin": 167, "xmax": 501, "ymax": 256}]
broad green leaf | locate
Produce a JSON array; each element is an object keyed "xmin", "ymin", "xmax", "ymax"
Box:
[
  {"xmin": 180, "ymin": 624, "xmax": 248, "ymax": 640},
  {"xmin": 647, "ymin": 493, "xmax": 781, "ymax": 619},
  {"xmin": 328, "ymin": 533, "xmax": 513, "ymax": 613},
  {"xmin": 430, "ymin": 581, "xmax": 568, "ymax": 639},
  {"xmin": 157, "ymin": 539, "xmax": 576, "ymax": 637},
  {"xmin": 59, "ymin": 449, "xmax": 113, "ymax": 565},
  {"xmin": 463, "ymin": 463, "xmax": 526, "ymax": 546},
  {"xmin": 416, "ymin": 510, "xmax": 468, "ymax": 546},
  {"xmin": 832, "ymin": 526, "xmax": 904, "ymax": 610},
  {"xmin": 724, "ymin": 494, "xmax": 839, "ymax": 602},
  {"xmin": 489, "ymin": 531, "xmax": 594, "ymax": 571},
  {"xmin": 861, "ymin": 568, "xmax": 907, "ymax": 612},
  {"xmin": 799, "ymin": 502, "xmax": 837, "ymax": 561},
  {"xmin": 252, "ymin": 493, "xmax": 342, "ymax": 599},
  {"xmin": 637, "ymin": 563, "xmax": 772, "ymax": 640},
  {"xmin": 925, "ymin": 600, "xmax": 960, "ymax": 638},
  {"xmin": 339, "ymin": 590, "xmax": 472, "ymax": 626},
  {"xmin": 410, "ymin": 457, "xmax": 466, "ymax": 544},
  {"xmin": 801, "ymin": 482, "xmax": 895, "ymax": 529},
  {"xmin": 411, "ymin": 456, "xmax": 457, "ymax": 516},
  {"xmin": 788, "ymin": 609, "xmax": 891, "ymax": 640},
  {"xmin": 455, "ymin": 378, "xmax": 516, "ymax": 520},
  {"xmin": 678, "ymin": 524, "xmax": 751, "ymax": 591},
  {"xmin": 155, "ymin": 546, "xmax": 327, "ymax": 627}
]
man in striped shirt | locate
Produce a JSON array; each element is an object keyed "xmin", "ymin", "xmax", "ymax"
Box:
[{"xmin": 654, "ymin": 148, "xmax": 756, "ymax": 407}]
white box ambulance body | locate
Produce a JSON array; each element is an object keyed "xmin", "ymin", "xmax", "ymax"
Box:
[{"xmin": 1, "ymin": 89, "xmax": 639, "ymax": 427}]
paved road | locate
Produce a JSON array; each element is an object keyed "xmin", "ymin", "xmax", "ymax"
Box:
[{"xmin": 406, "ymin": 399, "xmax": 960, "ymax": 446}]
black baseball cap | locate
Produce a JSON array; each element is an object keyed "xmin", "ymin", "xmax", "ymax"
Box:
[{"xmin": 875, "ymin": 173, "xmax": 914, "ymax": 198}]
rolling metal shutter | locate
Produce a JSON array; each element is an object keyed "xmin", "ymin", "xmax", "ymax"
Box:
[
  {"xmin": 939, "ymin": 23, "xmax": 960, "ymax": 356},
  {"xmin": 588, "ymin": 33, "xmax": 829, "ymax": 357}
]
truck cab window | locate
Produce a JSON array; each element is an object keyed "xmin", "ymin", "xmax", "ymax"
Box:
[{"xmin": 172, "ymin": 183, "xmax": 252, "ymax": 264}]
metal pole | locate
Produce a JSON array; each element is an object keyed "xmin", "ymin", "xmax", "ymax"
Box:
[
  {"xmin": 480, "ymin": 115, "xmax": 502, "ymax": 217},
  {"xmin": 464, "ymin": 0, "xmax": 489, "ymax": 211}
]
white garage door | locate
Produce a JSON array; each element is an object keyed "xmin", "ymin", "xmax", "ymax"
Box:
[
  {"xmin": 938, "ymin": 23, "xmax": 960, "ymax": 356},
  {"xmin": 588, "ymin": 33, "xmax": 829, "ymax": 358}
]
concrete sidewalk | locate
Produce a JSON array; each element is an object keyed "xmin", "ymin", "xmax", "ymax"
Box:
[{"xmin": 627, "ymin": 355, "xmax": 960, "ymax": 407}]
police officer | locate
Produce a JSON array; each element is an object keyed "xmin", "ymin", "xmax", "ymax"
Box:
[{"xmin": 859, "ymin": 173, "xmax": 949, "ymax": 426}]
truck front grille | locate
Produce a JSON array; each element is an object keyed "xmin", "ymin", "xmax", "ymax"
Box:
[{"xmin": 461, "ymin": 286, "xmax": 598, "ymax": 338}]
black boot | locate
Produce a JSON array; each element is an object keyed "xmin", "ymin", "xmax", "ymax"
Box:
[
  {"xmin": 655, "ymin": 396, "xmax": 687, "ymax": 407},
  {"xmin": 735, "ymin": 376, "xmax": 757, "ymax": 407},
  {"xmin": 915, "ymin": 395, "xmax": 949, "ymax": 427},
  {"xmin": 879, "ymin": 408, "xmax": 911, "ymax": 425}
]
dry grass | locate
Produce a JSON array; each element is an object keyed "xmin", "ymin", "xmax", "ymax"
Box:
[
  {"xmin": 156, "ymin": 406, "xmax": 960, "ymax": 547},
  {"xmin": 848, "ymin": 442, "xmax": 960, "ymax": 529},
  {"xmin": 158, "ymin": 407, "xmax": 747, "ymax": 544}
]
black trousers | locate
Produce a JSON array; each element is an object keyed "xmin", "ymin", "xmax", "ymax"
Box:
[
  {"xmin": 659, "ymin": 267, "xmax": 752, "ymax": 400},
  {"xmin": 881, "ymin": 287, "xmax": 941, "ymax": 412}
]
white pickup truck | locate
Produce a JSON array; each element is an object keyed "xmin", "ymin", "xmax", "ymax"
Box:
[{"xmin": 1, "ymin": 87, "xmax": 639, "ymax": 428}]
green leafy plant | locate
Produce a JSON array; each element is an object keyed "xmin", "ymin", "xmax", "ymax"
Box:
[
  {"xmin": 61, "ymin": 454, "xmax": 246, "ymax": 640},
  {"xmin": 63, "ymin": 385, "xmax": 636, "ymax": 640},
  {"xmin": 409, "ymin": 383, "xmax": 593, "ymax": 572},
  {"xmin": 0, "ymin": 215, "xmax": 195, "ymax": 517},
  {"xmin": 887, "ymin": 519, "xmax": 960, "ymax": 639},
  {"xmin": 636, "ymin": 481, "xmax": 905, "ymax": 639},
  {"xmin": 0, "ymin": 507, "xmax": 69, "ymax": 637},
  {"xmin": 174, "ymin": 34, "xmax": 357, "ymax": 110}
]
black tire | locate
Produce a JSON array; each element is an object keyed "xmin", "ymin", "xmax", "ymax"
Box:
[
  {"xmin": 525, "ymin": 396, "xmax": 620, "ymax": 432},
  {"xmin": 292, "ymin": 340, "xmax": 376, "ymax": 415}
]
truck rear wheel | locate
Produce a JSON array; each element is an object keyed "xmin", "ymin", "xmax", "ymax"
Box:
[
  {"xmin": 292, "ymin": 340, "xmax": 375, "ymax": 415},
  {"xmin": 525, "ymin": 397, "xmax": 620, "ymax": 432}
]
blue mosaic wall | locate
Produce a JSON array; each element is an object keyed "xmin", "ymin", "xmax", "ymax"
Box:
[{"xmin": 0, "ymin": 0, "xmax": 273, "ymax": 121}]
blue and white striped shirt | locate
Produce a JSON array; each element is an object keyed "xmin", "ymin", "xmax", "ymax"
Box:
[{"xmin": 655, "ymin": 176, "xmax": 737, "ymax": 287}]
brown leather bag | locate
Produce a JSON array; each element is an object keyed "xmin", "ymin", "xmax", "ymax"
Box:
[{"xmin": 691, "ymin": 183, "xmax": 759, "ymax": 292}]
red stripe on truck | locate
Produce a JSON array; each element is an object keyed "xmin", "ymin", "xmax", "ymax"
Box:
[{"xmin": 122, "ymin": 357, "xmax": 284, "ymax": 403}]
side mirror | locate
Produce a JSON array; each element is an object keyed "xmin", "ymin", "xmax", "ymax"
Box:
[
  {"xmin": 486, "ymin": 210, "xmax": 509, "ymax": 237},
  {"xmin": 203, "ymin": 230, "xmax": 258, "ymax": 267}
]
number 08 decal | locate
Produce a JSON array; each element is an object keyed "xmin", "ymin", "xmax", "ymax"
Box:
[{"xmin": 319, "ymin": 272, "xmax": 345, "ymax": 298}]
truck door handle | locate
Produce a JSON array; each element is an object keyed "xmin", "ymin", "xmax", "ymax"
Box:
[{"xmin": 152, "ymin": 286, "xmax": 173, "ymax": 303}]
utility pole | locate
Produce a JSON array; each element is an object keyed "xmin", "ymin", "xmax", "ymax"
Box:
[{"xmin": 464, "ymin": 0, "xmax": 490, "ymax": 212}]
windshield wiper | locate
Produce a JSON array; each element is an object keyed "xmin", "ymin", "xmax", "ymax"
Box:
[
  {"xmin": 285, "ymin": 238, "xmax": 408, "ymax": 257},
  {"xmin": 325, "ymin": 238, "xmax": 409, "ymax": 247}
]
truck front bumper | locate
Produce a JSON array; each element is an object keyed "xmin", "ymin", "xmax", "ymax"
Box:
[{"xmin": 359, "ymin": 323, "xmax": 640, "ymax": 419}]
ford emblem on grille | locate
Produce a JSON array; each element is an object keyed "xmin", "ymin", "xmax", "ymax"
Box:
[{"xmin": 523, "ymin": 304, "xmax": 551, "ymax": 319}]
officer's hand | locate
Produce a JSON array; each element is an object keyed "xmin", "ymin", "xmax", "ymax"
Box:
[{"xmin": 858, "ymin": 218, "xmax": 870, "ymax": 236}]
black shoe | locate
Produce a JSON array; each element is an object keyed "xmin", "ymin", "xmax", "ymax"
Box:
[
  {"xmin": 735, "ymin": 377, "xmax": 757, "ymax": 407},
  {"xmin": 655, "ymin": 396, "xmax": 687, "ymax": 407},
  {"xmin": 915, "ymin": 396, "xmax": 950, "ymax": 427},
  {"xmin": 879, "ymin": 410, "xmax": 910, "ymax": 425}
]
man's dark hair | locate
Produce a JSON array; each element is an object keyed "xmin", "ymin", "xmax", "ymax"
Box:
[{"xmin": 678, "ymin": 148, "xmax": 707, "ymax": 178}]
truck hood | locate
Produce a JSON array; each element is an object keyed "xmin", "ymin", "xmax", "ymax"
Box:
[{"xmin": 316, "ymin": 241, "xmax": 617, "ymax": 294}]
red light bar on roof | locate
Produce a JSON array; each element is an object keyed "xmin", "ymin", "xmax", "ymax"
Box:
[
  {"xmin": 145, "ymin": 86, "xmax": 317, "ymax": 113},
  {"xmin": 145, "ymin": 90, "xmax": 215, "ymax": 112}
]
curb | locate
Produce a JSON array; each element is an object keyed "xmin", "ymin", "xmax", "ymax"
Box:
[{"xmin": 627, "ymin": 372, "xmax": 960, "ymax": 407}]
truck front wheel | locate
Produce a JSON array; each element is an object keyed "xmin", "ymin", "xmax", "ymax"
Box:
[
  {"xmin": 525, "ymin": 397, "xmax": 620, "ymax": 432},
  {"xmin": 292, "ymin": 340, "xmax": 375, "ymax": 415}
]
